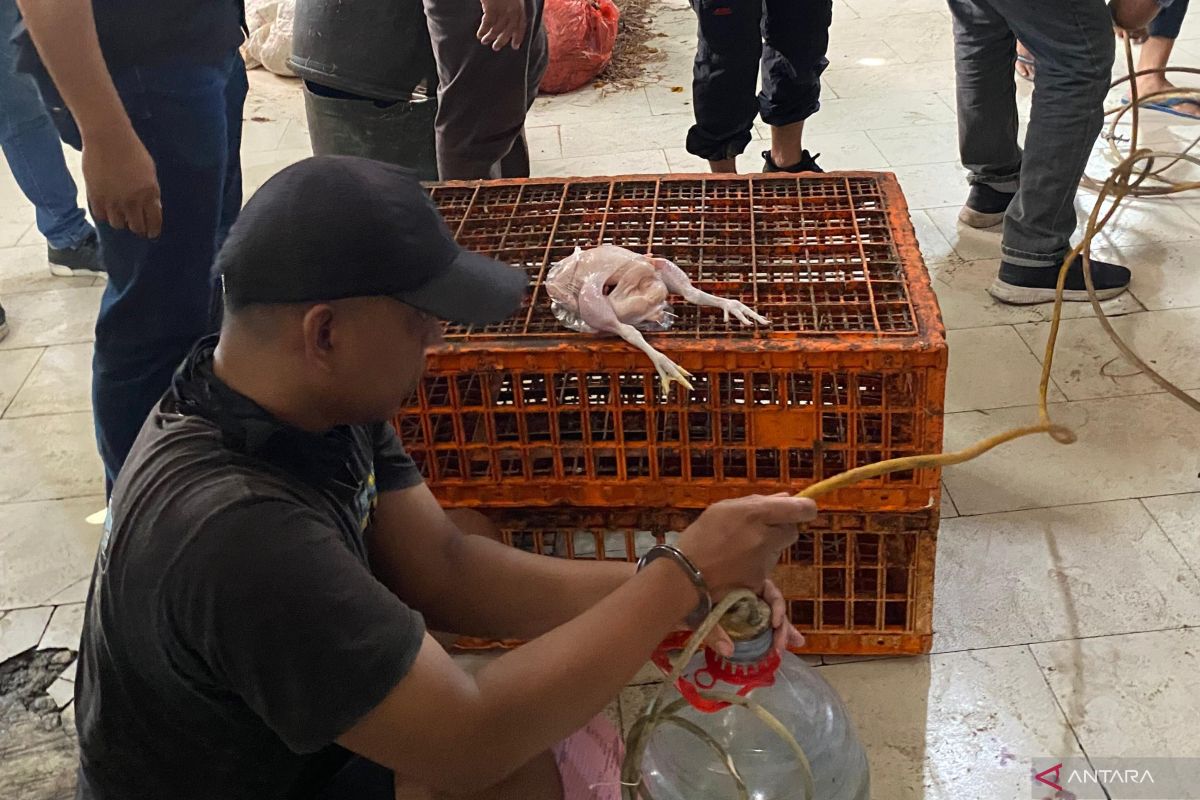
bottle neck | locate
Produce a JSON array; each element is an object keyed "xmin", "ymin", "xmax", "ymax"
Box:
[{"xmin": 725, "ymin": 628, "xmax": 774, "ymax": 665}]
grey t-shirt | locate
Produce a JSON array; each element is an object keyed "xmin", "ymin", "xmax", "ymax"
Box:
[{"xmin": 75, "ymin": 339, "xmax": 426, "ymax": 800}]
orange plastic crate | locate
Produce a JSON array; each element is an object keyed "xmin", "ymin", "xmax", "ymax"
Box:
[
  {"xmin": 469, "ymin": 506, "xmax": 937, "ymax": 656},
  {"xmin": 400, "ymin": 173, "xmax": 947, "ymax": 511}
]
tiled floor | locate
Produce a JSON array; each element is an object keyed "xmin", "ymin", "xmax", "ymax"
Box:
[{"xmin": 2, "ymin": 0, "xmax": 1198, "ymax": 796}]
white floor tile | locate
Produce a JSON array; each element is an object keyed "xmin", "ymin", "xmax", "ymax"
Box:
[
  {"xmin": 890, "ymin": 162, "xmax": 969, "ymax": 210},
  {"xmin": 945, "ymin": 326, "xmax": 1066, "ymax": 413},
  {"xmin": 0, "ymin": 287, "xmax": 102, "ymax": 352},
  {"xmin": 524, "ymin": 125, "xmax": 563, "ymax": 161},
  {"xmin": 1015, "ymin": 308, "xmax": 1200, "ymax": 401},
  {"xmin": 1095, "ymin": 240, "xmax": 1200, "ymax": 311},
  {"xmin": 0, "ymin": 496, "xmax": 103, "ymax": 611},
  {"xmin": 1032, "ymin": 628, "xmax": 1200, "ymax": 758},
  {"xmin": 867, "ymin": 123, "xmax": 960, "ymax": 167},
  {"xmin": 823, "ymin": 61, "xmax": 957, "ymax": 101},
  {"xmin": 0, "ymin": 246, "xmax": 94, "ymax": 296},
  {"xmin": 821, "ymin": 647, "xmax": 1084, "ymax": 800},
  {"xmin": 39, "ymin": 603, "xmax": 85, "ymax": 651},
  {"xmin": 942, "ymin": 394, "xmax": 1200, "ymax": 515},
  {"xmin": 6, "ymin": 343, "xmax": 94, "ymax": 418},
  {"xmin": 0, "ymin": 606, "xmax": 52, "ymax": 663},
  {"xmin": 934, "ymin": 500, "xmax": 1200, "ymax": 652},
  {"xmin": 801, "ymin": 91, "xmax": 957, "ymax": 135},
  {"xmin": 558, "ymin": 115, "xmax": 691, "ymax": 159},
  {"xmin": 0, "ymin": 348, "xmax": 41, "ymax": 416},
  {"xmin": 0, "ymin": 412, "xmax": 104, "ymax": 504},
  {"xmin": 1141, "ymin": 493, "xmax": 1200, "ymax": 577},
  {"xmin": 531, "ymin": 149, "xmax": 672, "ymax": 178}
]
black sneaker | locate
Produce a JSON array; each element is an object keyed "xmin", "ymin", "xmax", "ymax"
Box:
[
  {"xmin": 958, "ymin": 184, "xmax": 1015, "ymax": 229},
  {"xmin": 48, "ymin": 232, "xmax": 104, "ymax": 278},
  {"xmin": 988, "ymin": 258, "xmax": 1131, "ymax": 305},
  {"xmin": 0, "ymin": 300, "xmax": 8, "ymax": 343},
  {"xmin": 762, "ymin": 150, "xmax": 824, "ymax": 174}
]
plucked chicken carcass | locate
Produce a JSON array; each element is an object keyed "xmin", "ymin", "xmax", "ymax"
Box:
[{"xmin": 545, "ymin": 245, "xmax": 768, "ymax": 396}]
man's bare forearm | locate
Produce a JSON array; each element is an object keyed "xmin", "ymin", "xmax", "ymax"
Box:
[
  {"xmin": 16, "ymin": 0, "xmax": 133, "ymax": 140},
  {"xmin": 428, "ymin": 531, "xmax": 635, "ymax": 639}
]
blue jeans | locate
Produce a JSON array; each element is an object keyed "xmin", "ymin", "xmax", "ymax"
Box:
[
  {"xmin": 1150, "ymin": 0, "xmax": 1189, "ymax": 39},
  {"xmin": 35, "ymin": 52, "xmax": 247, "ymax": 492},
  {"xmin": 949, "ymin": 0, "xmax": 1114, "ymax": 267},
  {"xmin": 0, "ymin": 0, "xmax": 92, "ymax": 249}
]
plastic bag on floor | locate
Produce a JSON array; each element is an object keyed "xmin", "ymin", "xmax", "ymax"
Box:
[
  {"xmin": 539, "ymin": 0, "xmax": 620, "ymax": 95},
  {"xmin": 243, "ymin": 0, "xmax": 298, "ymax": 77}
]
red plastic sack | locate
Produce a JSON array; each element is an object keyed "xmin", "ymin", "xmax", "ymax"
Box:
[{"xmin": 539, "ymin": 0, "xmax": 620, "ymax": 94}]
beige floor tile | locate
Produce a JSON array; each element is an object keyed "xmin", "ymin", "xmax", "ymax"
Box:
[
  {"xmin": 44, "ymin": 576, "xmax": 92, "ymax": 606},
  {"xmin": 46, "ymin": 677, "xmax": 75, "ymax": 709},
  {"xmin": 924, "ymin": 205, "xmax": 1003, "ymax": 262},
  {"xmin": 820, "ymin": 647, "xmax": 1084, "ymax": 800},
  {"xmin": 939, "ymin": 484, "xmax": 958, "ymax": 518},
  {"xmin": 527, "ymin": 87, "xmax": 655, "ymax": 128},
  {"xmin": 890, "ymin": 162, "xmax": 969, "ymax": 210},
  {"xmin": 239, "ymin": 116, "xmax": 289, "ymax": 153},
  {"xmin": 6, "ymin": 343, "xmax": 93, "ymax": 418},
  {"xmin": 0, "ymin": 199, "xmax": 34, "ymax": 249},
  {"xmin": 908, "ymin": 210, "xmax": 962, "ymax": 270},
  {"xmin": 0, "ymin": 606, "xmax": 52, "ymax": 662},
  {"xmin": 0, "ymin": 496, "xmax": 103, "ymax": 610},
  {"xmin": 942, "ymin": 394, "xmax": 1200, "ymax": 516},
  {"xmin": 59, "ymin": 660, "xmax": 77, "ymax": 683},
  {"xmin": 1141, "ymin": 493, "xmax": 1200, "ymax": 576},
  {"xmin": 928, "ymin": 258, "xmax": 1143, "ymax": 331},
  {"xmin": 1032, "ymin": 628, "xmax": 1200, "ymax": 758},
  {"xmin": 531, "ymin": 149, "xmax": 672, "ymax": 178},
  {"xmin": 843, "ymin": 0, "xmax": 948, "ymax": 18},
  {"xmin": 1079, "ymin": 194, "xmax": 1200, "ymax": 249},
  {"xmin": 644, "ymin": 82, "xmax": 695, "ymax": 117},
  {"xmin": 1015, "ymin": 308, "xmax": 1200, "ymax": 401},
  {"xmin": 802, "ymin": 130, "xmax": 890, "ymax": 171},
  {"xmin": 933, "ymin": 501, "xmax": 1200, "ymax": 652},
  {"xmin": 0, "ymin": 348, "xmax": 41, "ymax": 415},
  {"xmin": 559, "ymin": 115, "xmax": 690, "ymax": 159},
  {"xmin": 1094, "ymin": 240, "xmax": 1200, "ymax": 312},
  {"xmin": 0, "ymin": 245, "xmax": 94, "ymax": 296},
  {"xmin": 39, "ymin": 603, "xmax": 85, "ymax": 651},
  {"xmin": 277, "ymin": 118, "xmax": 312, "ymax": 151},
  {"xmin": 525, "ymin": 126, "xmax": 562, "ymax": 161},
  {"xmin": 0, "ymin": 412, "xmax": 103, "ymax": 504},
  {"xmin": 867, "ymin": 122, "xmax": 959, "ymax": 167},
  {"xmin": 0, "ymin": 287, "xmax": 103, "ymax": 351},
  {"xmin": 798, "ymin": 91, "xmax": 957, "ymax": 135},
  {"xmin": 945, "ymin": 326, "xmax": 1066, "ymax": 413},
  {"xmin": 822, "ymin": 61, "xmax": 957, "ymax": 101},
  {"xmin": 823, "ymin": 39, "xmax": 905, "ymax": 71},
  {"xmin": 240, "ymin": 147, "xmax": 314, "ymax": 199}
]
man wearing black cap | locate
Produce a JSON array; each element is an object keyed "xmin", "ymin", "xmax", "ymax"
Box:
[{"xmin": 72, "ymin": 156, "xmax": 813, "ymax": 800}]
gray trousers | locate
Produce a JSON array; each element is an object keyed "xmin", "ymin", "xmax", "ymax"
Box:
[
  {"xmin": 423, "ymin": 0, "xmax": 548, "ymax": 180},
  {"xmin": 948, "ymin": 0, "xmax": 1115, "ymax": 267}
]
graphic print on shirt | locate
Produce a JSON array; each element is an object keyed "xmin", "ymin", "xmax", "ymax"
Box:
[{"xmin": 354, "ymin": 469, "xmax": 379, "ymax": 531}]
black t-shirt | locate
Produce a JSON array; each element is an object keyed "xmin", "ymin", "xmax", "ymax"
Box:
[
  {"xmin": 12, "ymin": 1, "xmax": 245, "ymax": 73},
  {"xmin": 74, "ymin": 338, "xmax": 427, "ymax": 800}
]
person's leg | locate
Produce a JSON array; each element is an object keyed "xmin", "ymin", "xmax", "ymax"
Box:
[
  {"xmin": 988, "ymin": 0, "xmax": 1128, "ymax": 302},
  {"xmin": 91, "ymin": 55, "xmax": 240, "ymax": 492},
  {"xmin": 0, "ymin": 0, "xmax": 96, "ymax": 267},
  {"xmin": 1135, "ymin": 0, "xmax": 1199, "ymax": 114},
  {"xmin": 686, "ymin": 0, "xmax": 763, "ymax": 173},
  {"xmin": 424, "ymin": 0, "xmax": 547, "ymax": 180},
  {"xmin": 760, "ymin": 0, "xmax": 831, "ymax": 172},
  {"xmin": 947, "ymin": 0, "xmax": 1023, "ymax": 228},
  {"xmin": 499, "ymin": 0, "xmax": 547, "ymax": 179}
]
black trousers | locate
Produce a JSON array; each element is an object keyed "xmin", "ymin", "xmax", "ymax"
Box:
[{"xmin": 687, "ymin": 0, "xmax": 833, "ymax": 161}]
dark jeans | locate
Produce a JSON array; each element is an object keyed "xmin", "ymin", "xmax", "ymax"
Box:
[
  {"xmin": 1150, "ymin": 0, "xmax": 1189, "ymax": 39},
  {"xmin": 423, "ymin": 0, "xmax": 547, "ymax": 180},
  {"xmin": 687, "ymin": 0, "xmax": 832, "ymax": 161},
  {"xmin": 37, "ymin": 52, "xmax": 247, "ymax": 492},
  {"xmin": 0, "ymin": 0, "xmax": 92, "ymax": 250},
  {"xmin": 314, "ymin": 755, "xmax": 394, "ymax": 800},
  {"xmin": 949, "ymin": 0, "xmax": 1114, "ymax": 267}
]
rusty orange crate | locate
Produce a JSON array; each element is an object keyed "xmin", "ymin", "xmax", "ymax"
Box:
[
  {"xmin": 400, "ymin": 173, "xmax": 947, "ymax": 511},
  {"xmin": 471, "ymin": 506, "xmax": 937, "ymax": 655}
]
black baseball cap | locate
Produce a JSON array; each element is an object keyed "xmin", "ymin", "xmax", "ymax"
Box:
[{"xmin": 216, "ymin": 155, "xmax": 528, "ymax": 325}]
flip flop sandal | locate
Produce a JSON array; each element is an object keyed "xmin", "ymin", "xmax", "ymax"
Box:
[
  {"xmin": 1120, "ymin": 96, "xmax": 1200, "ymax": 120},
  {"xmin": 1015, "ymin": 54, "xmax": 1035, "ymax": 82}
]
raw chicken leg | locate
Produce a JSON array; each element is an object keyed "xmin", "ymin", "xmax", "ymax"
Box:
[{"xmin": 545, "ymin": 245, "xmax": 768, "ymax": 397}]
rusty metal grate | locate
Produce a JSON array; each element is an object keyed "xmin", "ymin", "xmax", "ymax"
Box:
[{"xmin": 429, "ymin": 174, "xmax": 917, "ymax": 339}]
